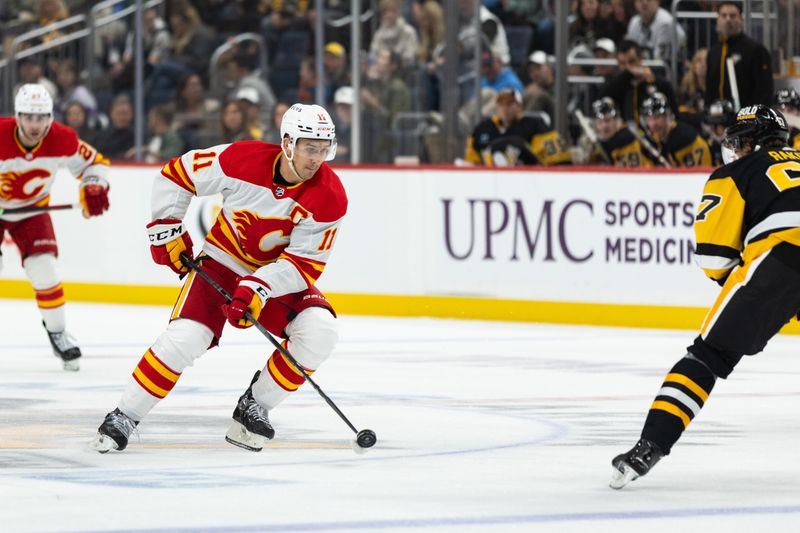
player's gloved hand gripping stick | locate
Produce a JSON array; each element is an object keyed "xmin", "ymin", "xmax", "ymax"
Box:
[{"xmin": 180, "ymin": 254, "xmax": 377, "ymax": 453}]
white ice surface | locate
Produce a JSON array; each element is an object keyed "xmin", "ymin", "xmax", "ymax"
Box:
[{"xmin": 2, "ymin": 299, "xmax": 800, "ymax": 532}]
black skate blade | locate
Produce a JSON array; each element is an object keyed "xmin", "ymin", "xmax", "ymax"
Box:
[{"xmin": 225, "ymin": 435, "xmax": 263, "ymax": 452}]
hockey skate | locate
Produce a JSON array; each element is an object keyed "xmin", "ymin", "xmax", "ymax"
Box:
[
  {"xmin": 43, "ymin": 321, "xmax": 81, "ymax": 371},
  {"xmin": 610, "ymin": 438, "xmax": 665, "ymax": 489},
  {"xmin": 90, "ymin": 408, "xmax": 138, "ymax": 453},
  {"xmin": 225, "ymin": 371, "xmax": 275, "ymax": 452}
]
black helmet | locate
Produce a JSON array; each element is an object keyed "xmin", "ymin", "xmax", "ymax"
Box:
[
  {"xmin": 592, "ymin": 97, "xmax": 618, "ymax": 118},
  {"xmin": 725, "ymin": 104, "xmax": 789, "ymax": 148},
  {"xmin": 705, "ymin": 99, "xmax": 735, "ymax": 126},
  {"xmin": 775, "ymin": 88, "xmax": 800, "ymax": 110},
  {"xmin": 640, "ymin": 92, "xmax": 670, "ymax": 116}
]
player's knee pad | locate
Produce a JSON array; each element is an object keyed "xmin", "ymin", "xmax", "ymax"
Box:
[
  {"xmin": 151, "ymin": 318, "xmax": 214, "ymax": 371},
  {"xmin": 687, "ymin": 335, "xmax": 742, "ymax": 379},
  {"xmin": 285, "ymin": 307, "xmax": 339, "ymax": 370},
  {"xmin": 22, "ymin": 253, "xmax": 59, "ymax": 290}
]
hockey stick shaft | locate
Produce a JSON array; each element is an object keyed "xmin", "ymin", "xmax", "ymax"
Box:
[
  {"xmin": 0, "ymin": 203, "xmax": 79, "ymax": 215},
  {"xmin": 180, "ymin": 254, "xmax": 360, "ymax": 436},
  {"xmin": 726, "ymin": 57, "xmax": 741, "ymax": 111},
  {"xmin": 574, "ymin": 109, "xmax": 611, "ymax": 164},
  {"xmin": 626, "ymin": 122, "xmax": 672, "ymax": 168}
]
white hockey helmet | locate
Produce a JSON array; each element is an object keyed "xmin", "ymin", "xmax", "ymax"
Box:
[
  {"xmin": 280, "ymin": 103, "xmax": 337, "ymax": 161},
  {"xmin": 15, "ymin": 83, "xmax": 54, "ymax": 118}
]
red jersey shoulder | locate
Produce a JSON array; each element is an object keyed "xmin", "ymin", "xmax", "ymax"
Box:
[
  {"xmin": 218, "ymin": 141, "xmax": 280, "ymax": 187},
  {"xmin": 299, "ymin": 163, "xmax": 348, "ymax": 223},
  {"xmin": 0, "ymin": 117, "xmax": 20, "ymax": 159},
  {"xmin": 38, "ymin": 121, "xmax": 79, "ymax": 157}
]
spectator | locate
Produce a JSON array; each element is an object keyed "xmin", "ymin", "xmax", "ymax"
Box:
[
  {"xmin": 94, "ymin": 94, "xmax": 135, "ymax": 160},
  {"xmin": 679, "ymin": 47, "xmax": 707, "ymax": 114},
  {"xmin": 362, "ymin": 49, "xmax": 412, "ymax": 163},
  {"xmin": 263, "ymin": 101, "xmax": 291, "ymax": 144},
  {"xmin": 625, "ymin": 0, "xmax": 686, "ymax": 61},
  {"xmin": 224, "ymin": 51, "xmax": 276, "ymax": 119},
  {"xmin": 593, "ymin": 96, "xmax": 652, "ymax": 167},
  {"xmin": 465, "ymin": 88, "xmax": 571, "ymax": 166},
  {"xmin": 774, "ymin": 88, "xmax": 800, "ymax": 151},
  {"xmin": 15, "ymin": 56, "xmax": 57, "ymax": 98},
  {"xmin": 53, "ymin": 59, "xmax": 97, "ymax": 123},
  {"xmin": 592, "ymin": 37, "xmax": 618, "ymax": 79},
  {"xmin": 497, "ymin": 1, "xmax": 553, "ymax": 52},
  {"xmin": 332, "ymin": 86, "xmax": 354, "ymax": 163},
  {"xmin": 36, "ymin": 0, "xmax": 69, "ymax": 44},
  {"xmin": 640, "ymin": 92, "xmax": 711, "ymax": 167},
  {"xmin": 609, "ymin": 0, "xmax": 636, "ymax": 29},
  {"xmin": 457, "ymin": 0, "xmax": 510, "ymax": 65},
  {"xmin": 569, "ymin": 0, "xmax": 616, "ymax": 48},
  {"xmin": 109, "ymin": 7, "xmax": 170, "ymax": 93},
  {"xmin": 702, "ymin": 98, "xmax": 735, "ymax": 166},
  {"xmin": 296, "ymin": 56, "xmax": 317, "ymax": 104},
  {"xmin": 523, "ymin": 50, "xmax": 555, "ymax": 122},
  {"xmin": 705, "ymin": 1, "xmax": 773, "ymax": 107},
  {"xmin": 167, "ymin": 3, "xmax": 218, "ymax": 81},
  {"xmin": 480, "ymin": 49, "xmax": 525, "ymax": 95},
  {"xmin": 63, "ymin": 100, "xmax": 97, "ymax": 146},
  {"xmin": 323, "ymin": 42, "xmax": 351, "ymax": 105},
  {"xmin": 598, "ymin": 0, "xmax": 627, "ymax": 42},
  {"xmin": 370, "ymin": 0, "xmax": 420, "ymax": 68},
  {"xmin": 260, "ymin": 0, "xmax": 312, "ymax": 61},
  {"xmin": 141, "ymin": 105, "xmax": 185, "ymax": 163},
  {"xmin": 215, "ymin": 99, "xmax": 258, "ymax": 145},
  {"xmin": 601, "ymin": 39, "xmax": 676, "ymax": 125},
  {"xmin": 412, "ymin": 0, "xmax": 444, "ymax": 66},
  {"xmin": 173, "ymin": 72, "xmax": 220, "ymax": 141},
  {"xmin": 235, "ymin": 87, "xmax": 267, "ymax": 141}
]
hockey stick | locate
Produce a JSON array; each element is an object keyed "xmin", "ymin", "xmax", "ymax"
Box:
[
  {"xmin": 0, "ymin": 203, "xmax": 79, "ymax": 215},
  {"xmin": 625, "ymin": 122, "xmax": 672, "ymax": 168},
  {"xmin": 726, "ymin": 57, "xmax": 741, "ymax": 111},
  {"xmin": 574, "ymin": 109, "xmax": 612, "ymax": 164},
  {"xmin": 179, "ymin": 254, "xmax": 377, "ymax": 451}
]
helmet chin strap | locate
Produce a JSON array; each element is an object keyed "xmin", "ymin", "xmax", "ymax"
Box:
[{"xmin": 281, "ymin": 140, "xmax": 306, "ymax": 182}]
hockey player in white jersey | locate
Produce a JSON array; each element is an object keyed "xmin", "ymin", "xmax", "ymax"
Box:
[
  {"xmin": 0, "ymin": 84, "xmax": 110, "ymax": 370},
  {"xmin": 91, "ymin": 103, "xmax": 347, "ymax": 452}
]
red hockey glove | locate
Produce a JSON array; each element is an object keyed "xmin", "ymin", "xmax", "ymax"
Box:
[
  {"xmin": 79, "ymin": 176, "xmax": 110, "ymax": 218},
  {"xmin": 222, "ymin": 276, "xmax": 271, "ymax": 329},
  {"xmin": 146, "ymin": 218, "xmax": 194, "ymax": 275}
]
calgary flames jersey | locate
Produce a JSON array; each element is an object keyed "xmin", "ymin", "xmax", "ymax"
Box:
[
  {"xmin": 155, "ymin": 141, "xmax": 347, "ymax": 298},
  {"xmin": 694, "ymin": 147, "xmax": 800, "ymax": 282},
  {"xmin": 0, "ymin": 117, "xmax": 108, "ymax": 221}
]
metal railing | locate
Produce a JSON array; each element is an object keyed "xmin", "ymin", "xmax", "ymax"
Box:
[{"xmin": 4, "ymin": 15, "xmax": 89, "ymax": 112}]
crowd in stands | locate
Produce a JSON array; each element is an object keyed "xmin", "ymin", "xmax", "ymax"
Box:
[{"xmin": 1, "ymin": 0, "xmax": 798, "ymax": 166}]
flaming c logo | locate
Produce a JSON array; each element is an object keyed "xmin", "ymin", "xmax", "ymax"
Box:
[
  {"xmin": 232, "ymin": 209, "xmax": 295, "ymax": 261},
  {"xmin": 0, "ymin": 168, "xmax": 51, "ymax": 201}
]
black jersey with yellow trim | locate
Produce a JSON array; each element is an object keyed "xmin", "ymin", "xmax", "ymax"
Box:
[
  {"xmin": 694, "ymin": 147, "xmax": 800, "ymax": 283},
  {"xmin": 652, "ymin": 121, "xmax": 712, "ymax": 168},
  {"xmin": 789, "ymin": 127, "xmax": 800, "ymax": 151},
  {"xmin": 465, "ymin": 114, "xmax": 571, "ymax": 165},
  {"xmin": 600, "ymin": 127, "xmax": 653, "ymax": 168}
]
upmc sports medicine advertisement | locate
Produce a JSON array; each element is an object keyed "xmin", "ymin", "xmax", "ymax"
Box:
[{"xmin": 326, "ymin": 167, "xmax": 719, "ymax": 308}]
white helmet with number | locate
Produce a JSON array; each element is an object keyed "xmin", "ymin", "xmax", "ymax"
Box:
[
  {"xmin": 280, "ymin": 103, "xmax": 337, "ymax": 161},
  {"xmin": 15, "ymin": 83, "xmax": 54, "ymax": 118}
]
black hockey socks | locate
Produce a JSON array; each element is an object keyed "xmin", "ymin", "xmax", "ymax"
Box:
[{"xmin": 641, "ymin": 354, "xmax": 716, "ymax": 454}]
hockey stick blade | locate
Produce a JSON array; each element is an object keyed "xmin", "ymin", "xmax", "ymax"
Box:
[
  {"xmin": 179, "ymin": 254, "xmax": 377, "ymax": 449},
  {"xmin": 0, "ymin": 203, "xmax": 79, "ymax": 215}
]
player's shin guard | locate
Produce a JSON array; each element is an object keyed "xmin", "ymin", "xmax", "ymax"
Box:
[
  {"xmin": 117, "ymin": 319, "xmax": 213, "ymax": 423},
  {"xmin": 251, "ymin": 307, "xmax": 338, "ymax": 410},
  {"xmin": 641, "ymin": 354, "xmax": 717, "ymax": 453},
  {"xmin": 24, "ymin": 254, "xmax": 66, "ymax": 332}
]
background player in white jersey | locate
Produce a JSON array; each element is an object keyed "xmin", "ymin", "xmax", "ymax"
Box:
[
  {"xmin": 0, "ymin": 84, "xmax": 110, "ymax": 371},
  {"xmin": 91, "ymin": 103, "xmax": 347, "ymax": 453}
]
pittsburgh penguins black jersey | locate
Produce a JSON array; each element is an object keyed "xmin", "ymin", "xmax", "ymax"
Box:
[
  {"xmin": 465, "ymin": 114, "xmax": 571, "ymax": 166},
  {"xmin": 649, "ymin": 121, "xmax": 712, "ymax": 168},
  {"xmin": 599, "ymin": 127, "xmax": 653, "ymax": 168},
  {"xmin": 694, "ymin": 147, "xmax": 800, "ymax": 282}
]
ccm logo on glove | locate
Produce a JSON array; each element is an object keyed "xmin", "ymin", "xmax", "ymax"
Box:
[{"xmin": 146, "ymin": 218, "xmax": 194, "ymax": 275}]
